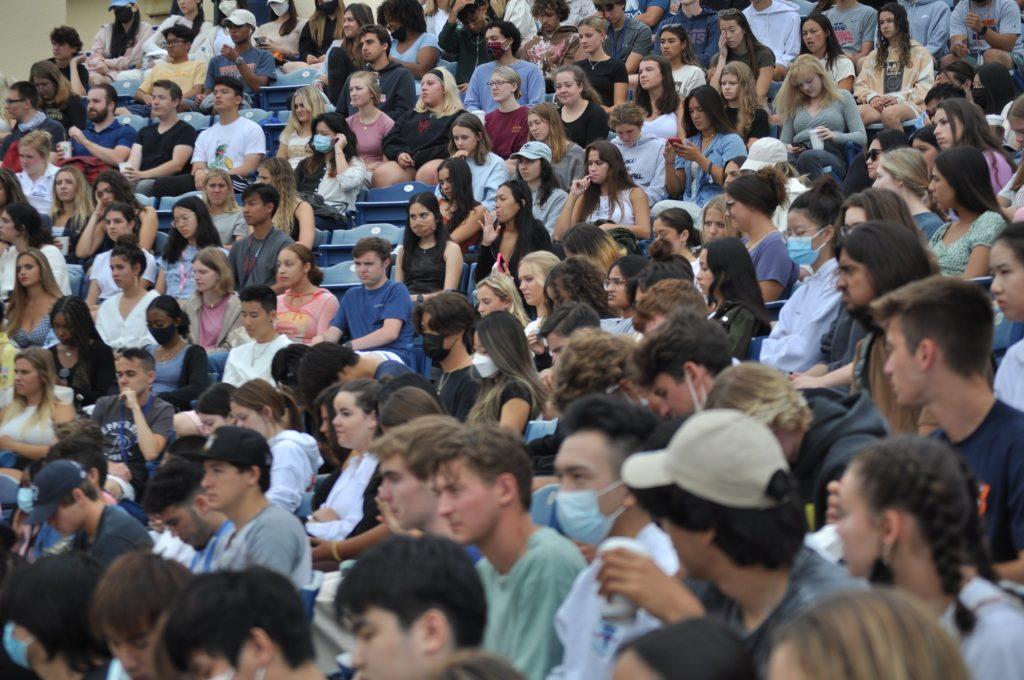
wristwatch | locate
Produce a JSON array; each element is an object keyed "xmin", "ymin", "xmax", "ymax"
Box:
[
  {"xmin": 416, "ymin": 293, "xmax": 424, "ymax": 303},
  {"xmin": 234, "ymin": 56, "xmax": 245, "ymax": 66},
  {"xmin": 979, "ymin": 25, "xmax": 989, "ymax": 36}
]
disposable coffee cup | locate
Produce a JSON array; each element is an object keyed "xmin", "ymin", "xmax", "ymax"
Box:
[
  {"xmin": 57, "ymin": 141, "xmax": 72, "ymax": 160},
  {"xmin": 118, "ymin": 162, "xmax": 131, "ymax": 173},
  {"xmin": 809, "ymin": 129, "xmax": 824, "ymax": 151},
  {"xmin": 598, "ymin": 536, "xmax": 650, "ymax": 623}
]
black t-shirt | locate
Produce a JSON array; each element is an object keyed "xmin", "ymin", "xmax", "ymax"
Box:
[
  {"xmin": 42, "ymin": 97, "xmax": 86, "ymax": 132},
  {"xmin": 499, "ymin": 380, "xmax": 534, "ymax": 413},
  {"xmin": 440, "ymin": 365, "xmax": 480, "ymax": 421},
  {"xmin": 563, "ymin": 101, "xmax": 610, "ymax": 150},
  {"xmin": 575, "ymin": 58, "xmax": 628, "ymax": 107},
  {"xmin": 48, "ymin": 57, "xmax": 90, "ymax": 89},
  {"xmin": 135, "ymin": 120, "xmax": 198, "ymax": 172},
  {"xmin": 727, "ymin": 106, "xmax": 770, "ymax": 141}
]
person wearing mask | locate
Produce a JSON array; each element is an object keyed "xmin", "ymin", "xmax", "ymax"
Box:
[
  {"xmin": 335, "ymin": 25, "xmax": 417, "ymax": 119},
  {"xmin": 709, "ymin": 11, "xmax": 775, "ymax": 105},
  {"xmin": 222, "ymin": 285, "xmax": 293, "ymax": 387},
  {"xmin": 665, "ymin": 85, "xmax": 746, "ymax": 207},
  {"xmin": 145, "ymin": 295, "xmax": 210, "ymax": 412},
  {"xmin": 294, "ymin": 0, "xmax": 344, "ymax": 68},
  {"xmin": 381, "ymin": 0, "xmax": 442, "ymax": 79},
  {"xmin": 255, "ymin": 0, "xmax": 308, "ymax": 67},
  {"xmin": 609, "ymin": 103, "xmax": 668, "ymax": 206},
  {"xmin": 462, "ymin": 21, "xmax": 545, "ymax": 114},
  {"xmin": 12, "ymin": 132, "xmax": 60, "ymax": 219},
  {"xmin": 4, "ymin": 250, "xmax": 62, "ymax": 350},
  {"xmin": 275, "ymin": 87, "xmax": 326, "ymax": 169},
  {"xmin": 198, "ymin": 9, "xmax": 276, "ymax": 111},
  {"xmin": 416, "ymin": 292, "xmax": 480, "ymax": 420},
  {"xmin": 49, "ymin": 296, "xmax": 115, "ymax": 408},
  {"xmin": 874, "ymin": 147, "xmax": 945, "ymax": 239},
  {"xmin": 475, "ymin": 180, "xmax": 555, "ymax": 286},
  {"xmin": 275, "ymin": 244, "xmax": 338, "ymax": 345},
  {"xmin": 395, "ymin": 193, "xmax": 464, "ymax": 302},
  {"xmin": 86, "ymin": 0, "xmax": 152, "ymax": 85},
  {"xmin": 123, "ymin": 80, "xmax": 199, "ymax": 197},
  {"xmin": 303, "ymin": 112, "xmax": 369, "ymax": 215},
  {"xmin": 760, "ymin": 178, "xmax": 843, "ymax": 373},
  {"xmin": 777, "ymin": 54, "xmax": 866, "ymax": 180},
  {"xmin": 84, "ymin": 203, "xmax": 158, "ymax": 308},
  {"xmin": 468, "ymin": 311, "xmax": 545, "ymax": 434},
  {"xmin": 0, "ymin": 81, "xmax": 67, "ymax": 166},
  {"xmin": 28, "ymin": 61, "xmax": 86, "ymax": 132},
  {"xmin": 928, "ymin": 147, "xmax": 1007, "ymax": 278},
  {"xmin": 512, "ymin": 142, "xmax": 569, "ymax": 236}
]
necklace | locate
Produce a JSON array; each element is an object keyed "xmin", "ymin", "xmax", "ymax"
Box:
[{"xmin": 250, "ymin": 340, "xmax": 274, "ymax": 366}]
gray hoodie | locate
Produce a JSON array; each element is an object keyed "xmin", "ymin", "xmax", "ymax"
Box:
[
  {"xmin": 267, "ymin": 430, "xmax": 323, "ymax": 515},
  {"xmin": 612, "ymin": 134, "xmax": 668, "ymax": 205},
  {"xmin": 899, "ymin": 0, "xmax": 951, "ymax": 58}
]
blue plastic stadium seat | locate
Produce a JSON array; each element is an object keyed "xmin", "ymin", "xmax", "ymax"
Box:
[
  {"xmin": 530, "ymin": 484, "xmax": 561, "ymax": 530},
  {"xmin": 158, "ymin": 192, "xmax": 202, "ymax": 211},
  {"xmin": 300, "ymin": 570, "xmax": 324, "ymax": 622},
  {"xmin": 239, "ymin": 108, "xmax": 273, "ymax": 124},
  {"xmin": 355, "ymin": 182, "xmax": 436, "ymax": 226},
  {"xmin": 746, "ymin": 335, "xmax": 768, "ymax": 361},
  {"xmin": 765, "ymin": 300, "xmax": 785, "ymax": 323},
  {"xmin": 66, "ymin": 264, "xmax": 84, "ymax": 297},
  {"xmin": 322, "ymin": 260, "xmax": 360, "ymax": 287},
  {"xmin": 135, "ymin": 193, "xmax": 156, "ymax": 207},
  {"xmin": 525, "ymin": 418, "xmax": 558, "ymax": 443},
  {"xmin": 117, "ymin": 114, "xmax": 148, "ymax": 132},
  {"xmin": 113, "ymin": 75, "xmax": 142, "ymax": 104},
  {"xmin": 257, "ymin": 69, "xmax": 318, "ymax": 111},
  {"xmin": 153, "ymin": 231, "xmax": 169, "ymax": 255},
  {"xmin": 178, "ymin": 112, "xmax": 211, "ymax": 131}
]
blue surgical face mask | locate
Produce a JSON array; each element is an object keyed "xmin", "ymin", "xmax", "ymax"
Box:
[
  {"xmin": 312, "ymin": 134, "xmax": 333, "ymax": 153},
  {"xmin": 16, "ymin": 487, "xmax": 33, "ymax": 514},
  {"xmin": 555, "ymin": 481, "xmax": 624, "ymax": 545},
  {"xmin": 786, "ymin": 227, "xmax": 826, "ymax": 266},
  {"xmin": 3, "ymin": 622, "xmax": 33, "ymax": 670}
]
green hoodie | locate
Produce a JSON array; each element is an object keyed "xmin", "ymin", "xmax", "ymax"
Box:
[{"xmin": 439, "ymin": 19, "xmax": 490, "ymax": 85}]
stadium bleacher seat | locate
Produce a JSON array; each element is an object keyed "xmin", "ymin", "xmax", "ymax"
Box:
[
  {"xmin": 766, "ymin": 300, "xmax": 785, "ymax": 322},
  {"xmin": 154, "ymin": 230, "xmax": 169, "ymax": 255},
  {"xmin": 300, "ymin": 571, "xmax": 324, "ymax": 622},
  {"xmin": 66, "ymin": 264, "xmax": 84, "ymax": 298},
  {"xmin": 319, "ymin": 224, "xmax": 404, "ymax": 266},
  {"xmin": 525, "ymin": 418, "xmax": 558, "ymax": 442},
  {"xmin": 113, "ymin": 75, "xmax": 141, "ymax": 105},
  {"xmin": 135, "ymin": 193, "xmax": 155, "ymax": 207},
  {"xmin": 257, "ymin": 68, "xmax": 318, "ymax": 112},
  {"xmin": 117, "ymin": 114, "xmax": 148, "ymax": 132},
  {"xmin": 746, "ymin": 335, "xmax": 768, "ymax": 361},
  {"xmin": 158, "ymin": 192, "xmax": 202, "ymax": 211},
  {"xmin": 239, "ymin": 108, "xmax": 273, "ymax": 124},
  {"xmin": 322, "ymin": 260, "xmax": 360, "ymax": 287},
  {"xmin": 530, "ymin": 484, "xmax": 561, "ymax": 531},
  {"xmin": 355, "ymin": 182, "xmax": 436, "ymax": 226},
  {"xmin": 178, "ymin": 111, "xmax": 211, "ymax": 131}
]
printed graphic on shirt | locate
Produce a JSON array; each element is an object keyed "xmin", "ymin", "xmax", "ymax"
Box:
[
  {"xmin": 831, "ymin": 21, "xmax": 855, "ymax": 49},
  {"xmin": 883, "ymin": 62, "xmax": 905, "ymax": 94},
  {"xmin": 210, "ymin": 144, "xmax": 234, "ymax": 170},
  {"xmin": 100, "ymin": 418, "xmax": 138, "ymax": 463}
]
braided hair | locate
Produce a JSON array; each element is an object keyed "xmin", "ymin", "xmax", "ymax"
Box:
[{"xmin": 852, "ymin": 436, "xmax": 995, "ymax": 634}]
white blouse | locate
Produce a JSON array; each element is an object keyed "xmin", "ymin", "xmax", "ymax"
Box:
[
  {"xmin": 0, "ymin": 244, "xmax": 71, "ymax": 299},
  {"xmin": 96, "ymin": 289, "xmax": 159, "ymax": 350},
  {"xmin": 304, "ymin": 453, "xmax": 379, "ymax": 541}
]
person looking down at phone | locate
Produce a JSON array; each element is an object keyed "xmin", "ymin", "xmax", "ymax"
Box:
[
  {"xmin": 664, "ymin": 85, "xmax": 747, "ymax": 207},
  {"xmin": 474, "ymin": 179, "xmax": 555, "ymax": 287},
  {"xmin": 91, "ymin": 347, "xmax": 175, "ymax": 501}
]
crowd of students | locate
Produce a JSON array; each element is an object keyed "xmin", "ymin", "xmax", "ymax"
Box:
[{"xmin": 0, "ymin": 0, "xmax": 1023, "ymax": 678}]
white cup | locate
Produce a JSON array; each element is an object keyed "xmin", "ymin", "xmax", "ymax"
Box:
[
  {"xmin": 56, "ymin": 141, "xmax": 72, "ymax": 160},
  {"xmin": 598, "ymin": 536, "xmax": 650, "ymax": 623},
  {"xmin": 809, "ymin": 129, "xmax": 824, "ymax": 151},
  {"xmin": 118, "ymin": 161, "xmax": 131, "ymax": 173}
]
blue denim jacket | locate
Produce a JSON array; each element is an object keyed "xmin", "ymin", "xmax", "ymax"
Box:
[{"xmin": 675, "ymin": 132, "xmax": 747, "ymax": 206}]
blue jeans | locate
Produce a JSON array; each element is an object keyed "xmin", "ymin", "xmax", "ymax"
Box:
[
  {"xmin": 207, "ymin": 350, "xmax": 229, "ymax": 380},
  {"xmin": 790, "ymin": 149, "xmax": 847, "ymax": 180}
]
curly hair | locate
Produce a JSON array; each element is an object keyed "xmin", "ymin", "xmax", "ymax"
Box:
[
  {"xmin": 543, "ymin": 257, "xmax": 611, "ymax": 316},
  {"xmin": 633, "ymin": 279, "xmax": 706, "ymax": 333},
  {"xmin": 874, "ymin": 3, "xmax": 912, "ymax": 72},
  {"xmin": 552, "ymin": 329, "xmax": 633, "ymax": 412}
]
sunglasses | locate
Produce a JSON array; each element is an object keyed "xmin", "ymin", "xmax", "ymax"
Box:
[
  {"xmin": 718, "ymin": 8, "xmax": 740, "ymax": 17},
  {"xmin": 866, "ymin": 149, "xmax": 882, "ymax": 161}
]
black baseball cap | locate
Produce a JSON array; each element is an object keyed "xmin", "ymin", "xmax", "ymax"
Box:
[
  {"xmin": 26, "ymin": 460, "xmax": 88, "ymax": 525},
  {"xmin": 188, "ymin": 426, "xmax": 272, "ymax": 468}
]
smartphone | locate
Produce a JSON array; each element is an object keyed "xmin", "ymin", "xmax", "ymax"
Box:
[
  {"xmin": 494, "ymin": 253, "xmax": 508, "ymax": 274},
  {"xmin": 255, "ymin": 36, "xmax": 268, "ymax": 47},
  {"xmin": 667, "ymin": 137, "xmax": 683, "ymax": 146}
]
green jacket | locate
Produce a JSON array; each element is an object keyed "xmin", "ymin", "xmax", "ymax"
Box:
[{"xmin": 438, "ymin": 20, "xmax": 490, "ymax": 85}]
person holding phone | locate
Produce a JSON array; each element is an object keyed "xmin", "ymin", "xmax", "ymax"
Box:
[{"xmin": 475, "ymin": 179, "xmax": 554, "ymax": 286}]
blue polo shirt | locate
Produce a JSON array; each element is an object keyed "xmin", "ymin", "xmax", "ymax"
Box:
[
  {"xmin": 70, "ymin": 118, "xmax": 136, "ymax": 158},
  {"xmin": 331, "ymin": 280, "xmax": 415, "ymax": 364}
]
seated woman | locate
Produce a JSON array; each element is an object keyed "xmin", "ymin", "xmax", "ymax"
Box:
[
  {"xmin": 561, "ymin": 223, "xmax": 624, "ymax": 275},
  {"xmin": 143, "ymin": 295, "xmax": 209, "ymax": 412},
  {"xmin": 438, "ymin": 158, "xmax": 486, "ymax": 252},
  {"xmin": 95, "ymin": 235, "xmax": 160, "ymax": 350},
  {"xmin": 514, "ymin": 144, "xmax": 569, "ymax": 237},
  {"xmin": 5, "ymin": 250, "xmax": 63, "ymax": 350},
  {"xmin": 874, "ymin": 148, "xmax": 946, "ymax": 239},
  {"xmin": 528, "ymin": 102, "xmax": 586, "ymax": 190},
  {"xmin": 475, "ymin": 179, "xmax": 555, "ymax": 285},
  {"xmin": 254, "ymin": 0, "xmax": 307, "ymax": 67},
  {"xmin": 85, "ymin": 203, "xmax": 159, "ymax": 309},
  {"xmin": 14, "ymin": 130, "xmax": 59, "ymax": 218},
  {"xmin": 555, "ymin": 140, "xmax": 651, "ymax": 240},
  {"xmin": 202, "ymin": 169, "xmax": 248, "ymax": 248},
  {"xmin": 75, "ymin": 170, "xmax": 158, "ymax": 260},
  {"xmin": 604, "ymin": 254, "xmax": 647, "ymax": 336},
  {"xmin": 395, "ymin": 192, "xmax": 464, "ymax": 302},
  {"xmin": 292, "ymin": 0, "xmax": 344, "ymax": 70},
  {"xmin": 701, "ymin": 195, "xmax": 738, "ymax": 243},
  {"xmin": 49, "ymin": 296, "xmax": 115, "ymax": 407},
  {"xmin": 276, "ymin": 86, "xmax": 327, "ymax": 169},
  {"xmin": 275, "ymin": 244, "xmax": 339, "ymax": 345},
  {"xmin": 0, "ymin": 202, "xmax": 70, "ymax": 299},
  {"xmin": 0, "ymin": 348, "xmax": 75, "ymax": 465},
  {"xmin": 553, "ymin": 65, "xmax": 610, "ymax": 149},
  {"xmin": 718, "ymin": 62, "xmax": 770, "ymax": 146},
  {"xmin": 776, "ymin": 55, "xmax": 866, "ymax": 181},
  {"xmin": 636, "ymin": 55, "xmax": 683, "ymax": 139},
  {"xmin": 543, "ymin": 257, "xmax": 613, "ymax": 320},
  {"xmin": 709, "ymin": 11, "xmax": 774, "ymax": 105},
  {"xmin": 49, "ymin": 166, "xmax": 93, "ymax": 265},
  {"xmin": 573, "ymin": 17, "xmax": 627, "ymax": 111},
  {"xmin": 724, "ymin": 166, "xmax": 800, "ymax": 302},
  {"xmin": 468, "ymin": 310, "xmax": 545, "ymax": 434},
  {"xmin": 156, "ymin": 196, "xmax": 223, "ymax": 301},
  {"xmin": 928, "ymin": 147, "xmax": 1007, "ymax": 278},
  {"xmin": 934, "ymin": 98, "xmax": 1015, "ymax": 198},
  {"xmin": 184, "ymin": 247, "xmax": 246, "ymax": 353},
  {"xmin": 842, "ymin": 128, "xmax": 909, "ymax": 196},
  {"xmin": 383, "ymin": 0, "xmax": 441, "ymax": 79},
  {"xmin": 799, "ymin": 14, "xmax": 854, "ymax": 92},
  {"xmin": 376, "ymin": 68, "xmax": 465, "ymax": 187},
  {"xmin": 698, "ymin": 237, "xmax": 772, "ymax": 358},
  {"xmin": 485, "ymin": 66, "xmax": 531, "ymax": 161},
  {"xmin": 307, "ymin": 379, "xmax": 380, "ymax": 541},
  {"xmin": 29, "ymin": 60, "xmax": 86, "ymax": 131},
  {"xmin": 310, "ymin": 113, "xmax": 369, "ymax": 217},
  {"xmin": 657, "ymin": 24, "xmax": 707, "ymax": 100},
  {"xmin": 853, "ymin": 3, "xmax": 933, "ymax": 131},
  {"xmin": 517, "ymin": 251, "xmax": 562, "ymax": 355},
  {"xmin": 344, "ymin": 71, "xmax": 394, "ymax": 177},
  {"xmin": 256, "ymin": 157, "xmax": 316, "ymax": 249},
  {"xmin": 475, "ymin": 273, "xmax": 531, "ymax": 326},
  {"xmin": 664, "ymin": 86, "xmax": 746, "ymax": 207},
  {"xmin": 435, "ymin": 114, "xmax": 506, "ymax": 211},
  {"xmin": 652, "ymin": 207, "xmax": 702, "ymax": 278}
]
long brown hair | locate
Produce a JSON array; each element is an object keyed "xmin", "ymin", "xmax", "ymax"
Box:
[
  {"xmin": 577, "ymin": 141, "xmax": 639, "ymax": 223},
  {"xmin": 5, "ymin": 249, "xmax": 63, "ymax": 336},
  {"xmin": 552, "ymin": 65, "xmax": 603, "ymax": 107},
  {"xmin": 529, "ymin": 103, "xmax": 573, "ymax": 164},
  {"xmin": 308, "ymin": 0, "xmax": 345, "ymax": 46},
  {"xmin": 0, "ymin": 348, "xmax": 60, "ymax": 431},
  {"xmin": 719, "ymin": 61, "xmax": 759, "ymax": 138}
]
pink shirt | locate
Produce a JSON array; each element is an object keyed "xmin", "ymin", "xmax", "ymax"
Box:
[
  {"xmin": 276, "ymin": 288, "xmax": 340, "ymax": 344},
  {"xmin": 347, "ymin": 112, "xmax": 395, "ymax": 166},
  {"xmin": 198, "ymin": 295, "xmax": 230, "ymax": 350}
]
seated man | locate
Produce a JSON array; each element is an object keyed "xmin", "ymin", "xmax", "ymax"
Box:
[
  {"xmin": 91, "ymin": 348, "xmax": 175, "ymax": 501},
  {"xmin": 222, "ymin": 284, "xmax": 294, "ymax": 387},
  {"xmin": 297, "ymin": 342, "xmax": 412, "ymax": 412},
  {"xmin": 124, "ymin": 80, "xmax": 198, "ymax": 196},
  {"xmin": 198, "ymin": 9, "xmax": 276, "ymax": 112},
  {"xmin": 415, "ymin": 292, "xmax": 479, "ymax": 420},
  {"xmin": 153, "ymin": 76, "xmax": 265, "ymax": 198},
  {"xmin": 124, "ymin": 24, "xmax": 207, "ymax": 116},
  {"xmin": 162, "ymin": 568, "xmax": 323, "ymax": 680},
  {"xmin": 228, "ymin": 184, "xmax": 293, "ymax": 290},
  {"xmin": 946, "ymin": 0, "xmax": 1023, "ymax": 70},
  {"xmin": 428, "ymin": 424, "xmax": 586, "ymax": 680},
  {"xmin": 0, "ymin": 81, "xmax": 67, "ymax": 166},
  {"xmin": 143, "ymin": 456, "xmax": 235, "ymax": 573},
  {"xmin": 188, "ymin": 426, "xmax": 312, "ymax": 588},
  {"xmin": 335, "ymin": 26, "xmax": 418, "ymax": 118},
  {"xmin": 68, "ymin": 84, "xmax": 135, "ymax": 166},
  {"xmin": 321, "ymin": 237, "xmax": 415, "ymax": 365},
  {"xmin": 26, "ymin": 460, "xmax": 154, "ymax": 567},
  {"xmin": 335, "ymin": 535, "xmax": 487, "ymax": 679}
]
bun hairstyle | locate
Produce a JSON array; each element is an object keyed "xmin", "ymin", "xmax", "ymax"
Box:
[
  {"xmin": 788, "ymin": 175, "xmax": 844, "ymax": 246},
  {"xmin": 110, "ymin": 233, "xmax": 146, "ymax": 276},
  {"xmin": 283, "ymin": 243, "xmax": 324, "ymax": 286},
  {"xmin": 726, "ymin": 164, "xmax": 789, "ymax": 216},
  {"xmin": 647, "ymin": 237, "xmax": 677, "ymax": 262},
  {"xmin": 147, "ymin": 295, "xmax": 191, "ymax": 337},
  {"xmin": 639, "ymin": 238, "xmax": 696, "ymax": 288}
]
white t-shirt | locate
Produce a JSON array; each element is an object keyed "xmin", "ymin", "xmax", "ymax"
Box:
[
  {"xmin": 192, "ymin": 116, "xmax": 267, "ymax": 172},
  {"xmin": 96, "ymin": 289, "xmax": 160, "ymax": 350},
  {"xmin": 673, "ymin": 64, "xmax": 707, "ymax": 100},
  {"xmin": 305, "ymin": 452, "xmax": 379, "ymax": 541},
  {"xmin": 89, "ymin": 249, "xmax": 159, "ymax": 301},
  {"xmin": 818, "ymin": 55, "xmax": 855, "ymax": 86},
  {"xmin": 221, "ymin": 333, "xmax": 293, "ymax": 387},
  {"xmin": 17, "ymin": 164, "xmax": 60, "ymax": 217},
  {"xmin": 995, "ymin": 339, "xmax": 1024, "ymax": 412}
]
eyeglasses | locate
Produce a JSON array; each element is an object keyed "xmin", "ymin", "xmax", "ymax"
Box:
[
  {"xmin": 166, "ymin": 39, "xmax": 189, "ymax": 47},
  {"xmin": 4, "ymin": 98, "xmax": 25, "ymax": 106},
  {"xmin": 866, "ymin": 149, "xmax": 882, "ymax": 161},
  {"xmin": 718, "ymin": 8, "xmax": 740, "ymax": 17},
  {"xmin": 604, "ymin": 277, "xmax": 626, "ymax": 288},
  {"xmin": 487, "ymin": 80, "xmax": 512, "ymax": 88}
]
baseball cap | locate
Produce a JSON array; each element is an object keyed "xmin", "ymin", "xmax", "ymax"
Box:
[
  {"xmin": 621, "ymin": 409, "xmax": 791, "ymax": 510},
  {"xmin": 510, "ymin": 141, "xmax": 552, "ymax": 163},
  {"xmin": 222, "ymin": 9, "xmax": 258, "ymax": 29},
  {"xmin": 25, "ymin": 460, "xmax": 88, "ymax": 526},
  {"xmin": 188, "ymin": 426, "xmax": 272, "ymax": 468},
  {"xmin": 741, "ymin": 138, "xmax": 788, "ymax": 172},
  {"xmin": 108, "ymin": 0, "xmax": 136, "ymax": 8}
]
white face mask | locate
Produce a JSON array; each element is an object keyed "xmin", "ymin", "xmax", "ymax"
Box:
[
  {"xmin": 685, "ymin": 371, "xmax": 706, "ymax": 413},
  {"xmin": 472, "ymin": 353, "xmax": 499, "ymax": 379},
  {"xmin": 268, "ymin": 0, "xmax": 290, "ymax": 16},
  {"xmin": 219, "ymin": 0, "xmax": 238, "ymax": 14}
]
